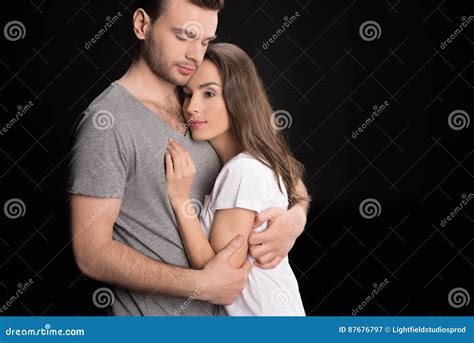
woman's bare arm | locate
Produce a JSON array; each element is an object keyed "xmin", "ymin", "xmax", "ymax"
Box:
[
  {"xmin": 166, "ymin": 139, "xmax": 255, "ymax": 270},
  {"xmin": 171, "ymin": 201, "xmax": 255, "ymax": 269}
]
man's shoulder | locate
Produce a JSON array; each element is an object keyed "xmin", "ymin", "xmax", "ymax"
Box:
[
  {"xmin": 70, "ymin": 84, "xmax": 133, "ymax": 139},
  {"xmin": 73, "ymin": 83, "xmax": 140, "ymax": 136},
  {"xmin": 86, "ymin": 83, "xmax": 129, "ymax": 118}
]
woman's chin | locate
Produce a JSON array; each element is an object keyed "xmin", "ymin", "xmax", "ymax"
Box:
[
  {"xmin": 189, "ymin": 129, "xmax": 222, "ymax": 142},
  {"xmin": 189, "ymin": 131, "xmax": 207, "ymax": 141}
]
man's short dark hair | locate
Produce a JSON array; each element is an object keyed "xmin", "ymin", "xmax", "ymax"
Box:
[{"xmin": 137, "ymin": 0, "xmax": 225, "ymax": 23}]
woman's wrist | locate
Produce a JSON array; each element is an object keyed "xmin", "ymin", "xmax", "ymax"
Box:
[{"xmin": 170, "ymin": 197, "xmax": 189, "ymax": 210}]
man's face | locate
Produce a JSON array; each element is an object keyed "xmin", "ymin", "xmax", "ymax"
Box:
[{"xmin": 141, "ymin": 0, "xmax": 218, "ymax": 86}]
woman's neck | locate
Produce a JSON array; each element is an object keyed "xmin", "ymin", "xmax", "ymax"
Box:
[{"xmin": 209, "ymin": 130, "xmax": 243, "ymax": 166}]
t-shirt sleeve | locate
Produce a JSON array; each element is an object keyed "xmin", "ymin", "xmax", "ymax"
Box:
[
  {"xmin": 212, "ymin": 158, "xmax": 270, "ymax": 213},
  {"xmin": 66, "ymin": 110, "xmax": 128, "ymax": 199}
]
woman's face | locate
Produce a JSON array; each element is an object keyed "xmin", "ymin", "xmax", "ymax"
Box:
[{"xmin": 182, "ymin": 60, "xmax": 231, "ymax": 141}]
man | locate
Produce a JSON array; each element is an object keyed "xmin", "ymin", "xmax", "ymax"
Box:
[{"xmin": 68, "ymin": 0, "xmax": 310, "ymax": 316}]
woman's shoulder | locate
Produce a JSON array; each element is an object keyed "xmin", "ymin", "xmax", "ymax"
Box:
[
  {"xmin": 215, "ymin": 151, "xmax": 283, "ymax": 196},
  {"xmin": 210, "ymin": 151, "xmax": 288, "ymax": 210},
  {"xmin": 220, "ymin": 151, "xmax": 271, "ymax": 176}
]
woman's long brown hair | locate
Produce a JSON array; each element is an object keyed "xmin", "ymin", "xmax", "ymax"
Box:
[{"xmin": 203, "ymin": 43, "xmax": 311, "ymax": 206}]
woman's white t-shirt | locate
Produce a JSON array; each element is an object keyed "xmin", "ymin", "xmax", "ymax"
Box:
[{"xmin": 199, "ymin": 151, "xmax": 305, "ymax": 316}]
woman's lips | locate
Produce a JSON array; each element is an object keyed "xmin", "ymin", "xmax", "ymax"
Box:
[
  {"xmin": 177, "ymin": 65, "xmax": 195, "ymax": 75},
  {"xmin": 189, "ymin": 120, "xmax": 207, "ymax": 129}
]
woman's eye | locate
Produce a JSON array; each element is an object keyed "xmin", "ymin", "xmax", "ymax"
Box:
[
  {"xmin": 204, "ymin": 91, "xmax": 216, "ymax": 98},
  {"xmin": 176, "ymin": 35, "xmax": 186, "ymax": 41}
]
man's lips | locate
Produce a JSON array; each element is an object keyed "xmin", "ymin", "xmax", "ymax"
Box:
[
  {"xmin": 188, "ymin": 120, "xmax": 207, "ymax": 129},
  {"xmin": 177, "ymin": 65, "xmax": 195, "ymax": 75}
]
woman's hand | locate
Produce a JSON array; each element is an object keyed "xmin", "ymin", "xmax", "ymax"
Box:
[{"xmin": 165, "ymin": 139, "xmax": 196, "ymax": 207}]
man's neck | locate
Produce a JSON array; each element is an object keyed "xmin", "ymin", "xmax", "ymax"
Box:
[
  {"xmin": 116, "ymin": 56, "xmax": 176, "ymax": 104},
  {"xmin": 116, "ymin": 56, "xmax": 187, "ymax": 134}
]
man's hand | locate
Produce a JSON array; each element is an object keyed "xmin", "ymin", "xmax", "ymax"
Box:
[
  {"xmin": 248, "ymin": 206, "xmax": 307, "ymax": 269},
  {"xmin": 199, "ymin": 235, "xmax": 253, "ymax": 306}
]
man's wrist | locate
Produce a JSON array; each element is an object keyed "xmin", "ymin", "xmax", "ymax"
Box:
[
  {"xmin": 191, "ymin": 268, "xmax": 212, "ymax": 302},
  {"xmin": 289, "ymin": 203, "xmax": 308, "ymax": 228}
]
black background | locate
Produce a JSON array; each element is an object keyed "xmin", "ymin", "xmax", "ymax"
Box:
[{"xmin": 1, "ymin": 0, "xmax": 472, "ymax": 316}]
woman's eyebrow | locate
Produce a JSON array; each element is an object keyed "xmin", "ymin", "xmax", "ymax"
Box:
[{"xmin": 198, "ymin": 82, "xmax": 220, "ymax": 89}]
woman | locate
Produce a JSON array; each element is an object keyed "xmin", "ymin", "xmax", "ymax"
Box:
[{"xmin": 165, "ymin": 43, "xmax": 310, "ymax": 316}]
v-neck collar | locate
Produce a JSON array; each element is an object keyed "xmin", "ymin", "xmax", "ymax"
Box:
[{"xmin": 112, "ymin": 82, "xmax": 189, "ymax": 140}]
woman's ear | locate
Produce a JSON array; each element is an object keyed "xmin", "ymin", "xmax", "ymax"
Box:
[{"xmin": 133, "ymin": 9, "xmax": 150, "ymax": 40}]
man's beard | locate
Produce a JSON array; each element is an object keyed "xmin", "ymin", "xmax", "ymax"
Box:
[{"xmin": 143, "ymin": 37, "xmax": 189, "ymax": 87}]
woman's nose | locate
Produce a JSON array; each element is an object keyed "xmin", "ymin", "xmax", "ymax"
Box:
[{"xmin": 186, "ymin": 99, "xmax": 200, "ymax": 118}]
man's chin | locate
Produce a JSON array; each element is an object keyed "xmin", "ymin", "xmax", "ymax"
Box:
[
  {"xmin": 173, "ymin": 73, "xmax": 193, "ymax": 86},
  {"xmin": 151, "ymin": 68, "xmax": 191, "ymax": 87}
]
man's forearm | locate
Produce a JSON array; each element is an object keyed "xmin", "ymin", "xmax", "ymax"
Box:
[
  {"xmin": 81, "ymin": 239, "xmax": 203, "ymax": 299},
  {"xmin": 290, "ymin": 178, "xmax": 310, "ymax": 217}
]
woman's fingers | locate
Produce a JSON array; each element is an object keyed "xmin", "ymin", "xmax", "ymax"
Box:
[
  {"xmin": 170, "ymin": 140, "xmax": 189, "ymax": 157},
  {"xmin": 165, "ymin": 150, "xmax": 174, "ymax": 178},
  {"xmin": 168, "ymin": 139, "xmax": 195, "ymax": 174},
  {"xmin": 167, "ymin": 144, "xmax": 183, "ymax": 175},
  {"xmin": 167, "ymin": 139, "xmax": 195, "ymax": 177},
  {"xmin": 169, "ymin": 138, "xmax": 184, "ymax": 151},
  {"xmin": 184, "ymin": 150, "xmax": 196, "ymax": 171}
]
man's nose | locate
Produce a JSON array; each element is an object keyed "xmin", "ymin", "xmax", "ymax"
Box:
[{"xmin": 185, "ymin": 42, "xmax": 204, "ymax": 66}]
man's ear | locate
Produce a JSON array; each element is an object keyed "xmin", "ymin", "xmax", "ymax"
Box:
[{"xmin": 133, "ymin": 8, "xmax": 151, "ymax": 40}]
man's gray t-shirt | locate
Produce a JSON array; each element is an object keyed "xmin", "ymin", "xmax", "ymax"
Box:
[{"xmin": 67, "ymin": 82, "xmax": 225, "ymax": 316}]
